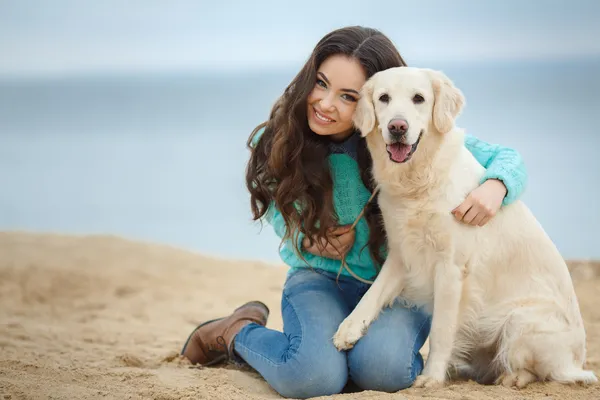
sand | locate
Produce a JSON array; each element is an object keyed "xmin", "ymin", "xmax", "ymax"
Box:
[{"xmin": 0, "ymin": 231, "xmax": 598, "ymax": 400}]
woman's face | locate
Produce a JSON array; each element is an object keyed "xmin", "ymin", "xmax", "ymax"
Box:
[{"xmin": 307, "ymin": 54, "xmax": 367, "ymax": 142}]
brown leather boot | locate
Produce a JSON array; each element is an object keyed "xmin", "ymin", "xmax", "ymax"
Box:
[{"xmin": 180, "ymin": 301, "xmax": 269, "ymax": 366}]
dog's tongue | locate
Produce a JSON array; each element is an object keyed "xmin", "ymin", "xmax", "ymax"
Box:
[{"xmin": 386, "ymin": 143, "xmax": 412, "ymax": 162}]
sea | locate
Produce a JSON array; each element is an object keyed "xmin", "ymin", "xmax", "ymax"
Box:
[{"xmin": 1, "ymin": 57, "xmax": 599, "ymax": 264}]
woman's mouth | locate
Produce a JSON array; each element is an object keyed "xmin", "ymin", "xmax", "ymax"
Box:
[{"xmin": 313, "ymin": 107, "xmax": 335, "ymax": 124}]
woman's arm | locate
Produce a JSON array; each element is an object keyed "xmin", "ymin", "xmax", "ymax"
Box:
[
  {"xmin": 263, "ymin": 202, "xmax": 353, "ymax": 260},
  {"xmin": 452, "ymin": 134, "xmax": 528, "ymax": 226},
  {"xmin": 263, "ymin": 201, "xmax": 305, "ymax": 252}
]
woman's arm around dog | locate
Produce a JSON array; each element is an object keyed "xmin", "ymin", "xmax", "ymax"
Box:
[{"xmin": 452, "ymin": 136, "xmax": 528, "ymax": 226}]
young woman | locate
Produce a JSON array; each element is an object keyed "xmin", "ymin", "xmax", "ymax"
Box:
[{"xmin": 181, "ymin": 26, "xmax": 527, "ymax": 398}]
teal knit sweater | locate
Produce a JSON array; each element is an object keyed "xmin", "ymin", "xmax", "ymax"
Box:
[{"xmin": 254, "ymin": 130, "xmax": 528, "ymax": 282}]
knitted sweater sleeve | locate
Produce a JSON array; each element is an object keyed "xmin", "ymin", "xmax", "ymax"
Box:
[
  {"xmin": 264, "ymin": 202, "xmax": 305, "ymax": 251},
  {"xmin": 464, "ymin": 134, "xmax": 528, "ymax": 205}
]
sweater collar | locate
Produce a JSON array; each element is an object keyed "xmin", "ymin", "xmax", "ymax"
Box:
[{"xmin": 327, "ymin": 131, "xmax": 360, "ymax": 161}]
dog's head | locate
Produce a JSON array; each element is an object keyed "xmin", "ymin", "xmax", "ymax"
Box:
[{"xmin": 353, "ymin": 67, "xmax": 465, "ymax": 164}]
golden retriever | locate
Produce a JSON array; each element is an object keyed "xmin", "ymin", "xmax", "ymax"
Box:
[{"xmin": 332, "ymin": 66, "xmax": 597, "ymax": 389}]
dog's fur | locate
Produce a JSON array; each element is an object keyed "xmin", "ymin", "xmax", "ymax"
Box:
[{"xmin": 332, "ymin": 66, "xmax": 597, "ymax": 389}]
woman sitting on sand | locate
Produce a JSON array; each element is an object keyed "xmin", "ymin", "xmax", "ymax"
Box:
[{"xmin": 181, "ymin": 26, "xmax": 528, "ymax": 398}]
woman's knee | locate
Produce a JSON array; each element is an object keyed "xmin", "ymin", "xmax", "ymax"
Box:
[
  {"xmin": 347, "ymin": 304, "xmax": 431, "ymax": 392},
  {"xmin": 349, "ymin": 347, "xmax": 424, "ymax": 392},
  {"xmin": 270, "ymin": 351, "xmax": 348, "ymax": 398}
]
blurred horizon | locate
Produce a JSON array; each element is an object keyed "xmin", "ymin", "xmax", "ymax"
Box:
[{"xmin": 3, "ymin": 53, "xmax": 600, "ymax": 82}]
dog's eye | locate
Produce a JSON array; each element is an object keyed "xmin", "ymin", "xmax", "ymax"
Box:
[
  {"xmin": 412, "ymin": 94, "xmax": 425, "ymax": 104},
  {"xmin": 379, "ymin": 94, "xmax": 390, "ymax": 103}
]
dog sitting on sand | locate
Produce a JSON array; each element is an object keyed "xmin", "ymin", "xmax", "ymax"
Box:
[{"xmin": 332, "ymin": 66, "xmax": 597, "ymax": 389}]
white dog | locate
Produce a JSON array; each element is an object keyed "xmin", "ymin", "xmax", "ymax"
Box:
[{"xmin": 332, "ymin": 66, "xmax": 597, "ymax": 389}]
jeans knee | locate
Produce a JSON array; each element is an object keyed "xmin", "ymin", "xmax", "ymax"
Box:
[
  {"xmin": 270, "ymin": 353, "xmax": 348, "ymax": 398},
  {"xmin": 350, "ymin": 351, "xmax": 424, "ymax": 392}
]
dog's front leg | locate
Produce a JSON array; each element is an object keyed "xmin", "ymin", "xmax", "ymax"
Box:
[
  {"xmin": 333, "ymin": 250, "xmax": 405, "ymax": 350},
  {"xmin": 414, "ymin": 258, "xmax": 464, "ymax": 389}
]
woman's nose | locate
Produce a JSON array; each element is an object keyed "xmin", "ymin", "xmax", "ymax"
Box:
[{"xmin": 320, "ymin": 93, "xmax": 336, "ymax": 111}]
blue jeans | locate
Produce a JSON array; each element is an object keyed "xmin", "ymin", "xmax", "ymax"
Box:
[{"xmin": 233, "ymin": 268, "xmax": 431, "ymax": 399}]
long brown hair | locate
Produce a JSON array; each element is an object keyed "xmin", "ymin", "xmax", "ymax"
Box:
[{"xmin": 245, "ymin": 26, "xmax": 407, "ymax": 267}]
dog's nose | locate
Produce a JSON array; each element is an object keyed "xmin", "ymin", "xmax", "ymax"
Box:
[{"xmin": 388, "ymin": 118, "xmax": 409, "ymax": 137}]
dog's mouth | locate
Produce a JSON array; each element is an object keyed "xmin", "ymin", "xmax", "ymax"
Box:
[{"xmin": 386, "ymin": 131, "xmax": 423, "ymax": 163}]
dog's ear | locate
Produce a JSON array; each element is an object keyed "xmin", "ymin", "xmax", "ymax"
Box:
[
  {"xmin": 353, "ymin": 78, "xmax": 376, "ymax": 137},
  {"xmin": 427, "ymin": 69, "xmax": 465, "ymax": 134}
]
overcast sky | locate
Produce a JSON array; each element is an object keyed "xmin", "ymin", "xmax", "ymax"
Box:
[{"xmin": 0, "ymin": 0, "xmax": 598, "ymax": 77}]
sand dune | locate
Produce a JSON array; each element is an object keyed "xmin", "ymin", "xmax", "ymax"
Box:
[{"xmin": 1, "ymin": 232, "xmax": 598, "ymax": 400}]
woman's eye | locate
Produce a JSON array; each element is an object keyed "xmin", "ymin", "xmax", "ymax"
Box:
[
  {"xmin": 342, "ymin": 94, "xmax": 357, "ymax": 102},
  {"xmin": 316, "ymin": 79, "xmax": 327, "ymax": 88},
  {"xmin": 413, "ymin": 94, "xmax": 425, "ymax": 104},
  {"xmin": 379, "ymin": 94, "xmax": 390, "ymax": 103}
]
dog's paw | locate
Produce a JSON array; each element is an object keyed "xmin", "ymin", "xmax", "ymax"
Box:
[
  {"xmin": 332, "ymin": 317, "xmax": 368, "ymax": 350},
  {"xmin": 412, "ymin": 374, "xmax": 445, "ymax": 389},
  {"xmin": 497, "ymin": 370, "xmax": 537, "ymax": 389}
]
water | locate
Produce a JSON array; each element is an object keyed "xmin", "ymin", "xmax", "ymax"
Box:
[{"xmin": 1, "ymin": 58, "xmax": 599, "ymax": 263}]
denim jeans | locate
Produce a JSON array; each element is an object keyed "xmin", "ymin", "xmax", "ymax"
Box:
[{"xmin": 233, "ymin": 267, "xmax": 432, "ymax": 399}]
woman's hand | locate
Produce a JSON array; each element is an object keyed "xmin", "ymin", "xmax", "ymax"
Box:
[
  {"xmin": 302, "ymin": 225, "xmax": 356, "ymax": 260},
  {"xmin": 452, "ymin": 179, "xmax": 507, "ymax": 226}
]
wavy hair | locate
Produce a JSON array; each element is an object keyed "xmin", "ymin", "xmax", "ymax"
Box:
[{"xmin": 245, "ymin": 26, "xmax": 407, "ymax": 267}]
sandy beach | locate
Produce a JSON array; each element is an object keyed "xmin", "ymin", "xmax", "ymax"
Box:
[{"xmin": 0, "ymin": 231, "xmax": 598, "ymax": 400}]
